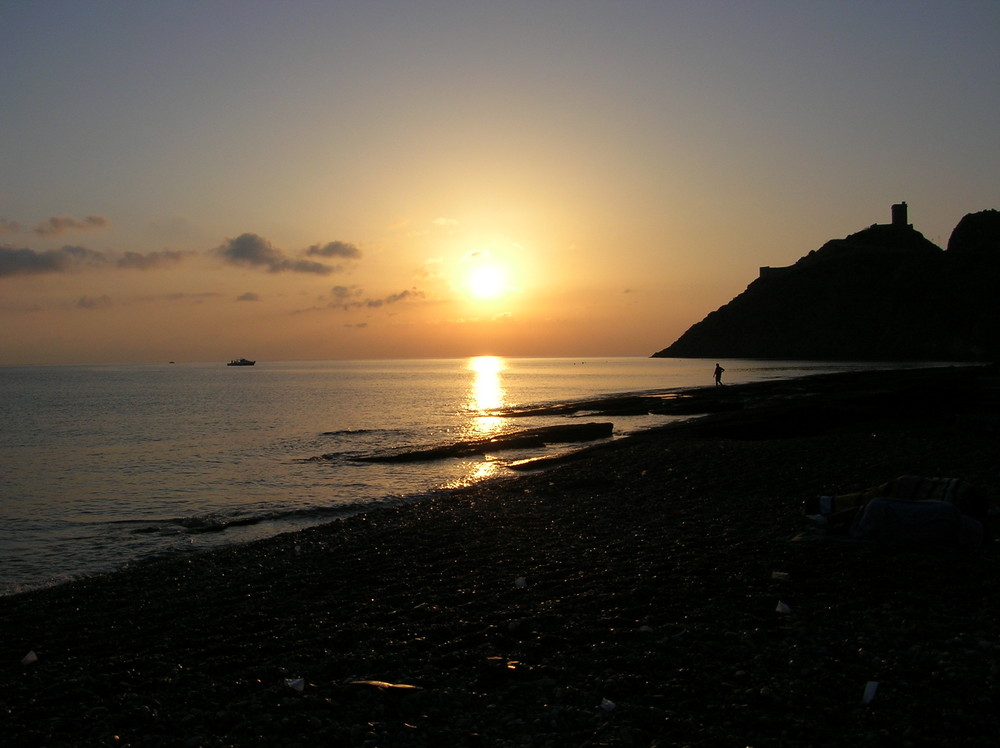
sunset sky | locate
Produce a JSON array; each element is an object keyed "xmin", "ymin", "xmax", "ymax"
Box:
[{"xmin": 2, "ymin": 1, "xmax": 997, "ymax": 365}]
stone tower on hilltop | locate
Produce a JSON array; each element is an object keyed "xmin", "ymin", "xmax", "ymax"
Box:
[{"xmin": 891, "ymin": 201, "xmax": 909, "ymax": 228}]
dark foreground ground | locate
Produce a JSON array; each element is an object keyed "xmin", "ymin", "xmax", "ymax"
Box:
[{"xmin": 2, "ymin": 365, "xmax": 1000, "ymax": 747}]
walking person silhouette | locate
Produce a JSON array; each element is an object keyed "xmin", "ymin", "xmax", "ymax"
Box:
[{"xmin": 714, "ymin": 363, "xmax": 725, "ymax": 386}]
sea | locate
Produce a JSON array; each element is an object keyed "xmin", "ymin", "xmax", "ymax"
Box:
[{"xmin": 0, "ymin": 356, "xmax": 922, "ymax": 596}]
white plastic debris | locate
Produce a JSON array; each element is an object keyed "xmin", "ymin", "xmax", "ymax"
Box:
[
  {"xmin": 21, "ymin": 650, "xmax": 38, "ymax": 665},
  {"xmin": 862, "ymin": 681, "xmax": 879, "ymax": 704},
  {"xmin": 514, "ymin": 577, "xmax": 527, "ymax": 588},
  {"xmin": 600, "ymin": 697, "xmax": 616, "ymax": 711},
  {"xmin": 771, "ymin": 571, "xmax": 789, "ymax": 580},
  {"xmin": 285, "ymin": 678, "xmax": 305, "ymax": 692},
  {"xmin": 775, "ymin": 601, "xmax": 792, "ymax": 614}
]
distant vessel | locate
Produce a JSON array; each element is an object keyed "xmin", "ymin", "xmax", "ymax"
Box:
[{"xmin": 227, "ymin": 358, "xmax": 256, "ymax": 366}]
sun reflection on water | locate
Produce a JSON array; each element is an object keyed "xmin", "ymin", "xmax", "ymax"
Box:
[
  {"xmin": 466, "ymin": 356, "xmax": 508, "ymax": 436},
  {"xmin": 442, "ymin": 356, "xmax": 514, "ymax": 489},
  {"xmin": 442, "ymin": 458, "xmax": 506, "ymax": 490}
]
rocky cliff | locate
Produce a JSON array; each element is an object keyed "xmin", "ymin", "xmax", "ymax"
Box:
[{"xmin": 653, "ymin": 209, "xmax": 1000, "ymax": 361}]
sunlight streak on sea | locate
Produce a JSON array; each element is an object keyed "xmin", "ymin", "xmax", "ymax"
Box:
[{"xmin": 0, "ymin": 356, "xmax": 919, "ymax": 594}]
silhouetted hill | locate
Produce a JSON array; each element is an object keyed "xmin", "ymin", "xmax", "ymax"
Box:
[
  {"xmin": 653, "ymin": 208, "xmax": 1000, "ymax": 361},
  {"xmin": 948, "ymin": 209, "xmax": 1000, "ymax": 255}
]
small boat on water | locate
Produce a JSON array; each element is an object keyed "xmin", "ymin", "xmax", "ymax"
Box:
[{"xmin": 227, "ymin": 358, "xmax": 256, "ymax": 366}]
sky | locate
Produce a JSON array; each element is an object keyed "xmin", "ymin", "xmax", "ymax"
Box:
[{"xmin": 1, "ymin": 1, "xmax": 997, "ymax": 365}]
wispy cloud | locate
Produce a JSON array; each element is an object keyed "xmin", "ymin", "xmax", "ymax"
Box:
[
  {"xmin": 370, "ymin": 289, "xmax": 421, "ymax": 308},
  {"xmin": 331, "ymin": 285, "xmax": 362, "ymax": 301},
  {"xmin": 217, "ymin": 233, "xmax": 294, "ymax": 270},
  {"xmin": 1, "ymin": 224, "xmax": 362, "ymax": 285},
  {"xmin": 0, "ymin": 244, "xmax": 191, "ymax": 276},
  {"xmin": 0, "ymin": 244, "xmax": 107, "ymax": 276},
  {"xmin": 116, "ymin": 249, "xmax": 190, "ymax": 270},
  {"xmin": 416, "ymin": 257, "xmax": 444, "ymax": 281},
  {"xmin": 34, "ymin": 215, "xmax": 110, "ymax": 237},
  {"xmin": 236, "ymin": 292, "xmax": 260, "ymax": 302},
  {"xmin": 161, "ymin": 292, "xmax": 222, "ymax": 304},
  {"xmin": 326, "ymin": 285, "xmax": 424, "ymax": 311},
  {"xmin": 305, "ymin": 241, "xmax": 361, "ymax": 259},
  {"xmin": 216, "ymin": 233, "xmax": 350, "ymax": 275},
  {"xmin": 76, "ymin": 295, "xmax": 112, "ymax": 310}
]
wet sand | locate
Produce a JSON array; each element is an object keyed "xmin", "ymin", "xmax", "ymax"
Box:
[{"xmin": 2, "ymin": 365, "xmax": 999, "ymax": 747}]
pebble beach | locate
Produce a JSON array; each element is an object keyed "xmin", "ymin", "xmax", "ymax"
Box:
[{"xmin": 2, "ymin": 365, "xmax": 999, "ymax": 747}]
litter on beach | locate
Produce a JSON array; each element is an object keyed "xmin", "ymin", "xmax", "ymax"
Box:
[
  {"xmin": 775, "ymin": 601, "xmax": 792, "ymax": 614},
  {"xmin": 285, "ymin": 678, "xmax": 305, "ymax": 691},
  {"xmin": 21, "ymin": 651, "xmax": 38, "ymax": 665},
  {"xmin": 350, "ymin": 680, "xmax": 422, "ymax": 693}
]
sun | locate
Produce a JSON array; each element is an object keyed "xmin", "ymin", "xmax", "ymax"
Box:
[{"xmin": 467, "ymin": 265, "xmax": 507, "ymax": 299}]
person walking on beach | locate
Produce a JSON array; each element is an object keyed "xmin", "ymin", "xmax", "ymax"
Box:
[{"xmin": 714, "ymin": 363, "xmax": 725, "ymax": 386}]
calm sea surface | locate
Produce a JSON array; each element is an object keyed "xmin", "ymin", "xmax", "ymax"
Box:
[{"xmin": 0, "ymin": 357, "xmax": 915, "ymax": 595}]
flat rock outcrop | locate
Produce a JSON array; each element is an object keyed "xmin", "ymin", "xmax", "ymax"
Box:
[{"xmin": 350, "ymin": 422, "xmax": 615, "ymax": 462}]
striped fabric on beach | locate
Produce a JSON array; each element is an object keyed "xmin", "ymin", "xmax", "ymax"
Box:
[{"xmin": 819, "ymin": 475, "xmax": 986, "ymax": 532}]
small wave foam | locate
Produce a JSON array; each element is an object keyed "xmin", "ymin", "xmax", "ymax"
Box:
[
  {"xmin": 320, "ymin": 428, "xmax": 387, "ymax": 437},
  {"xmin": 298, "ymin": 449, "xmax": 374, "ymax": 463},
  {"xmin": 118, "ymin": 501, "xmax": 394, "ymax": 537}
]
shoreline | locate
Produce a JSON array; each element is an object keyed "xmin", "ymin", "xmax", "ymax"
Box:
[{"xmin": 2, "ymin": 365, "xmax": 999, "ymax": 746}]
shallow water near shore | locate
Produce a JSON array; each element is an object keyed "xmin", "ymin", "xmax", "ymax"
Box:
[{"xmin": 0, "ymin": 356, "xmax": 930, "ymax": 594}]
